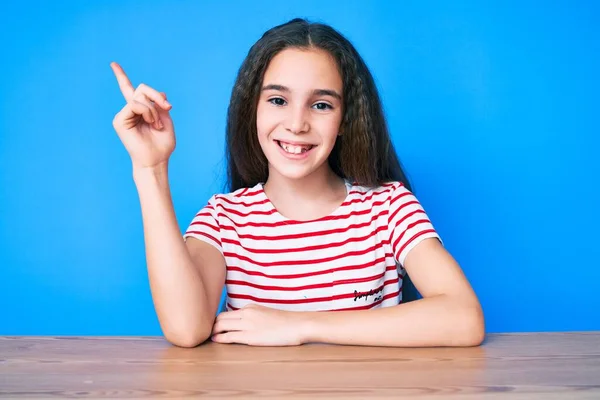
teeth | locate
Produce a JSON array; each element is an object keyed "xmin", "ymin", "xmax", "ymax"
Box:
[{"xmin": 280, "ymin": 142, "xmax": 312, "ymax": 154}]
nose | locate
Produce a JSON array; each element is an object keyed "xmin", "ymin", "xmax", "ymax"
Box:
[{"xmin": 284, "ymin": 104, "xmax": 309, "ymax": 134}]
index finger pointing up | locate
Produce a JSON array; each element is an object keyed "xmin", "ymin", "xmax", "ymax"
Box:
[{"xmin": 110, "ymin": 62, "xmax": 135, "ymax": 101}]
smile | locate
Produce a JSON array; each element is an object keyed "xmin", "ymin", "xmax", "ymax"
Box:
[{"xmin": 275, "ymin": 140, "xmax": 317, "ymax": 159}]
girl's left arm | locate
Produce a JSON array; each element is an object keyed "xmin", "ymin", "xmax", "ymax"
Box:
[
  {"xmin": 212, "ymin": 238, "xmax": 485, "ymax": 347},
  {"xmin": 303, "ymin": 237, "xmax": 485, "ymax": 347}
]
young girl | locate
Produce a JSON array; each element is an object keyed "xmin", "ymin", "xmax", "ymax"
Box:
[{"xmin": 110, "ymin": 18, "xmax": 484, "ymax": 348}]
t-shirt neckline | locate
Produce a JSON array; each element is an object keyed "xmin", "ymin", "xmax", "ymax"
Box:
[{"xmin": 257, "ymin": 179, "xmax": 353, "ymax": 223}]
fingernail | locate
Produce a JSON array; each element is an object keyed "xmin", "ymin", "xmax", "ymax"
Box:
[{"xmin": 164, "ymin": 100, "xmax": 171, "ymax": 107}]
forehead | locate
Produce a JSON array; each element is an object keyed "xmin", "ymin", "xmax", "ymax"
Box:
[{"xmin": 263, "ymin": 48, "xmax": 343, "ymax": 93}]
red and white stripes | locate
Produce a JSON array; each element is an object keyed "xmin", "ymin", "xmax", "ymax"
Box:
[{"xmin": 184, "ymin": 181, "xmax": 440, "ymax": 312}]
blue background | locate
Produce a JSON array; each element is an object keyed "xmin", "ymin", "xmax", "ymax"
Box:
[{"xmin": 1, "ymin": 0, "xmax": 598, "ymax": 335}]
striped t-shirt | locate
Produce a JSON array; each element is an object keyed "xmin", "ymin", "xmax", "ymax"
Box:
[{"xmin": 183, "ymin": 180, "xmax": 440, "ymax": 312}]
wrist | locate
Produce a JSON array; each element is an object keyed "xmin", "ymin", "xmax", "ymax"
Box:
[
  {"xmin": 298, "ymin": 311, "xmax": 318, "ymax": 344},
  {"xmin": 132, "ymin": 162, "xmax": 169, "ymax": 183}
]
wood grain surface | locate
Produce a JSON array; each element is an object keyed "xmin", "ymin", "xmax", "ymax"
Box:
[{"xmin": 1, "ymin": 332, "xmax": 599, "ymax": 399}]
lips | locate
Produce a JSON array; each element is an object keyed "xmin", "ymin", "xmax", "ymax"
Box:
[{"xmin": 274, "ymin": 139, "xmax": 317, "ymax": 159}]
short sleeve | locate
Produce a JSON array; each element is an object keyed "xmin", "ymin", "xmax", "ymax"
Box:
[
  {"xmin": 183, "ymin": 195, "xmax": 222, "ymax": 254},
  {"xmin": 388, "ymin": 183, "xmax": 441, "ymax": 266}
]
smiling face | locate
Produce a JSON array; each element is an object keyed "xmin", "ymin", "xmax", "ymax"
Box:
[{"xmin": 256, "ymin": 47, "xmax": 344, "ymax": 182}]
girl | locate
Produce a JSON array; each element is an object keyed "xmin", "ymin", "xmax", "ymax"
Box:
[{"xmin": 110, "ymin": 18, "xmax": 484, "ymax": 348}]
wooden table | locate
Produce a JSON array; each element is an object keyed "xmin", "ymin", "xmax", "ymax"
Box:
[{"xmin": 1, "ymin": 332, "xmax": 599, "ymax": 399}]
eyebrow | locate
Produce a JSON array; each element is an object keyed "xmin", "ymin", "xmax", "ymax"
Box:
[{"xmin": 262, "ymin": 84, "xmax": 342, "ymax": 101}]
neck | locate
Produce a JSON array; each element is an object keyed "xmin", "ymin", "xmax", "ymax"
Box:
[{"xmin": 263, "ymin": 165, "xmax": 346, "ymax": 207}]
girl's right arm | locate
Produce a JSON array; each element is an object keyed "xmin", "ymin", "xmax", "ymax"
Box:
[
  {"xmin": 133, "ymin": 165, "xmax": 225, "ymax": 347},
  {"xmin": 110, "ymin": 62, "xmax": 225, "ymax": 347}
]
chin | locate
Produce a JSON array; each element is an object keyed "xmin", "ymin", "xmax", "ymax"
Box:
[{"xmin": 269, "ymin": 164, "xmax": 317, "ymax": 181}]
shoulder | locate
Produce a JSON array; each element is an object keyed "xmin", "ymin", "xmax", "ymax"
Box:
[
  {"xmin": 347, "ymin": 180, "xmax": 408, "ymax": 202},
  {"xmin": 206, "ymin": 183, "xmax": 266, "ymax": 210},
  {"xmin": 345, "ymin": 181, "xmax": 421, "ymax": 221}
]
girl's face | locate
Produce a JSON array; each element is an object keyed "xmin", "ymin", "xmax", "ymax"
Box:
[{"xmin": 256, "ymin": 47, "xmax": 344, "ymax": 182}]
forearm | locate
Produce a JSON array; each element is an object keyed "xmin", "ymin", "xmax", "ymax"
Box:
[
  {"xmin": 133, "ymin": 164, "xmax": 213, "ymax": 347},
  {"xmin": 303, "ymin": 295, "xmax": 485, "ymax": 347}
]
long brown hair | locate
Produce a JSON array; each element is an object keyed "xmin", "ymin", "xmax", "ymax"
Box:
[
  {"xmin": 224, "ymin": 18, "xmax": 420, "ymax": 301},
  {"xmin": 225, "ymin": 18, "xmax": 413, "ymax": 193}
]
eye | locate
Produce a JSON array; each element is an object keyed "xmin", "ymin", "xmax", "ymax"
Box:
[
  {"xmin": 313, "ymin": 102, "xmax": 333, "ymax": 111},
  {"xmin": 268, "ymin": 97, "xmax": 286, "ymax": 106}
]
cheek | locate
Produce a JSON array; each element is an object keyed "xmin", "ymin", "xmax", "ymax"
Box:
[
  {"xmin": 256, "ymin": 108, "xmax": 277, "ymax": 151},
  {"xmin": 256, "ymin": 103, "xmax": 277, "ymax": 133},
  {"xmin": 317, "ymin": 116, "xmax": 343, "ymax": 145}
]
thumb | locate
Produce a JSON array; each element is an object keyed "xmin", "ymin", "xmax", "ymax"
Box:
[
  {"xmin": 156, "ymin": 92, "xmax": 173, "ymax": 124},
  {"xmin": 158, "ymin": 91, "xmax": 171, "ymax": 109}
]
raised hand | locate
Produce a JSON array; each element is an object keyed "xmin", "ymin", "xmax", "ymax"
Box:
[{"xmin": 110, "ymin": 62, "xmax": 175, "ymax": 169}]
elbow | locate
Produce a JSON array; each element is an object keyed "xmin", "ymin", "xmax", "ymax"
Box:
[
  {"xmin": 165, "ymin": 332, "xmax": 206, "ymax": 348},
  {"xmin": 163, "ymin": 323, "xmax": 212, "ymax": 348},
  {"xmin": 457, "ymin": 301, "xmax": 486, "ymax": 347}
]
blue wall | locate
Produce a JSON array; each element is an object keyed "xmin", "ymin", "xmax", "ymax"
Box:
[{"xmin": 1, "ymin": 0, "xmax": 598, "ymax": 335}]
